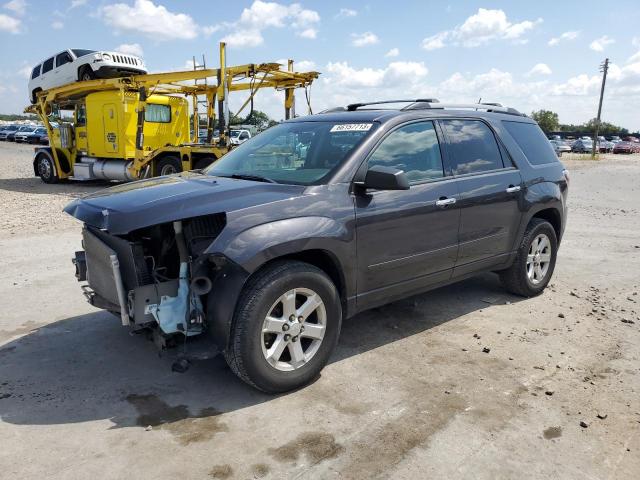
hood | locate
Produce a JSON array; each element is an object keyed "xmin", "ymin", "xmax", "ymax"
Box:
[{"xmin": 64, "ymin": 171, "xmax": 306, "ymax": 234}]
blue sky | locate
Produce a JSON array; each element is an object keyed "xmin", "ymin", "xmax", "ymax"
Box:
[{"xmin": 1, "ymin": 0, "xmax": 639, "ymax": 129}]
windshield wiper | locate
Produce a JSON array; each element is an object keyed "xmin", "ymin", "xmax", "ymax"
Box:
[{"xmin": 225, "ymin": 173, "xmax": 277, "ymax": 184}]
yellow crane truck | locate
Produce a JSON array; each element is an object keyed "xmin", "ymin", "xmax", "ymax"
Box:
[{"xmin": 25, "ymin": 43, "xmax": 318, "ymax": 183}]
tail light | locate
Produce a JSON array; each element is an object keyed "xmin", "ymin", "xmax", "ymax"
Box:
[{"xmin": 562, "ymin": 169, "xmax": 570, "ymax": 185}]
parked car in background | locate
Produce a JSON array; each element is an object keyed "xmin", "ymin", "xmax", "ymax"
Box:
[
  {"xmin": 29, "ymin": 48, "xmax": 147, "ymax": 103},
  {"xmin": 613, "ymin": 141, "xmax": 640, "ymax": 154},
  {"xmin": 571, "ymin": 138, "xmax": 593, "ymax": 153},
  {"xmin": 550, "ymin": 139, "xmax": 570, "ymax": 156},
  {"xmin": 6, "ymin": 125, "xmax": 37, "ymax": 142},
  {"xmin": 598, "ymin": 140, "xmax": 614, "ymax": 153},
  {"xmin": 229, "ymin": 129, "xmax": 252, "ymax": 145},
  {"xmin": 14, "ymin": 126, "xmax": 40, "ymax": 143},
  {"xmin": 623, "ymin": 136, "xmax": 639, "ymax": 143},
  {"xmin": 610, "ymin": 136, "xmax": 622, "ymax": 143},
  {"xmin": 19, "ymin": 126, "xmax": 48, "ymax": 144},
  {"xmin": 0, "ymin": 124, "xmax": 20, "ymax": 140}
]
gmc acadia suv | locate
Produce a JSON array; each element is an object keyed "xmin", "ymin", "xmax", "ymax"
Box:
[{"xmin": 65, "ymin": 100, "xmax": 569, "ymax": 393}]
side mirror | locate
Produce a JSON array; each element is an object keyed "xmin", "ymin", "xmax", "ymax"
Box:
[{"xmin": 362, "ymin": 165, "xmax": 410, "ymax": 191}]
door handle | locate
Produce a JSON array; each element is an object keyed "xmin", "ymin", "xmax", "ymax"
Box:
[
  {"xmin": 506, "ymin": 185, "xmax": 521, "ymax": 193},
  {"xmin": 435, "ymin": 197, "xmax": 456, "ymax": 207}
]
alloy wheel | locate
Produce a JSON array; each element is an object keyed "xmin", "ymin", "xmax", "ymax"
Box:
[
  {"xmin": 261, "ymin": 287, "xmax": 327, "ymax": 371},
  {"xmin": 526, "ymin": 233, "xmax": 552, "ymax": 285}
]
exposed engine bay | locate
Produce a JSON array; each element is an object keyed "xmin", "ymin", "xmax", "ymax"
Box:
[{"xmin": 73, "ymin": 213, "xmax": 226, "ymax": 348}]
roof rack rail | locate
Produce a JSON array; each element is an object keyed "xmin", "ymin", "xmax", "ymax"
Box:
[
  {"xmin": 425, "ymin": 103, "xmax": 524, "ymax": 116},
  {"xmin": 346, "ymin": 99, "xmax": 440, "ymax": 111}
]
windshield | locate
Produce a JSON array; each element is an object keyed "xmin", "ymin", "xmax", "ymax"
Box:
[
  {"xmin": 72, "ymin": 49, "xmax": 96, "ymax": 58},
  {"xmin": 205, "ymin": 121, "xmax": 375, "ymax": 185},
  {"xmin": 230, "ymin": 130, "xmax": 241, "ymax": 138}
]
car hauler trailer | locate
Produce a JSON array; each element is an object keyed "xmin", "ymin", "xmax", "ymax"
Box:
[{"xmin": 25, "ymin": 43, "xmax": 319, "ymax": 183}]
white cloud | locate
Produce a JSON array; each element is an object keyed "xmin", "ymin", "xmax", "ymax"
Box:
[
  {"xmin": 336, "ymin": 8, "xmax": 357, "ymax": 18},
  {"xmin": 221, "ymin": 1, "xmax": 320, "ymax": 47},
  {"xmin": 298, "ymin": 27, "xmax": 317, "ymax": 39},
  {"xmin": 17, "ymin": 64, "xmax": 31, "ymax": 79},
  {"xmin": 589, "ymin": 35, "xmax": 615, "ymax": 52},
  {"xmin": 527, "ymin": 63, "xmax": 552, "ymax": 76},
  {"xmin": 4, "ymin": 0, "xmax": 25, "ymax": 16},
  {"xmin": 548, "ymin": 30, "xmax": 579, "ymax": 46},
  {"xmin": 295, "ymin": 60, "xmax": 316, "ymax": 71},
  {"xmin": 325, "ymin": 60, "xmax": 427, "ymax": 88},
  {"xmin": 0, "ymin": 13, "xmax": 20, "ymax": 33},
  {"xmin": 70, "ymin": 0, "xmax": 87, "ymax": 7},
  {"xmin": 421, "ymin": 8, "xmax": 541, "ymax": 50},
  {"xmin": 385, "ymin": 48, "xmax": 399, "ymax": 58},
  {"xmin": 422, "ymin": 31, "xmax": 448, "ymax": 50},
  {"xmin": 52, "ymin": 20, "xmax": 64, "ymax": 29},
  {"xmin": 351, "ymin": 31, "xmax": 379, "ymax": 47},
  {"xmin": 102, "ymin": 0, "xmax": 209, "ymax": 40},
  {"xmin": 551, "ymin": 74, "xmax": 600, "ymax": 96},
  {"xmin": 115, "ymin": 43, "xmax": 144, "ymax": 57},
  {"xmin": 221, "ymin": 29, "xmax": 264, "ymax": 48}
]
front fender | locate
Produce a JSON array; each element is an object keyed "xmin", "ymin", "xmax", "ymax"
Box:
[
  {"xmin": 206, "ymin": 216, "xmax": 352, "ymax": 274},
  {"xmin": 204, "ymin": 216, "xmax": 353, "ymax": 349}
]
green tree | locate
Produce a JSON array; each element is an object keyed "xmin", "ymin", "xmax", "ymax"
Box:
[{"xmin": 531, "ymin": 110, "xmax": 559, "ymax": 133}]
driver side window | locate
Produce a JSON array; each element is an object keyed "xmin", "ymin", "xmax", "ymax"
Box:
[{"xmin": 368, "ymin": 121, "xmax": 444, "ymax": 183}]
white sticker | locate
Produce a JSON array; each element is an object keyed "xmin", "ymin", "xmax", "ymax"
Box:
[{"xmin": 330, "ymin": 123, "xmax": 373, "ymax": 133}]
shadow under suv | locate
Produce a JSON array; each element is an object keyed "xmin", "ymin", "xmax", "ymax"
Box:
[{"xmin": 65, "ymin": 100, "xmax": 569, "ymax": 393}]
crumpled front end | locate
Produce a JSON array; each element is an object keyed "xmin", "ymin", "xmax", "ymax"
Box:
[{"xmin": 73, "ymin": 214, "xmax": 226, "ymax": 343}]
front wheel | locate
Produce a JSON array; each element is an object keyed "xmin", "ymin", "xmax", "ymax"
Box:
[
  {"xmin": 499, "ymin": 218, "xmax": 558, "ymax": 297},
  {"xmin": 36, "ymin": 153, "xmax": 59, "ymax": 184},
  {"xmin": 225, "ymin": 260, "xmax": 342, "ymax": 393},
  {"xmin": 79, "ymin": 66, "xmax": 96, "ymax": 82}
]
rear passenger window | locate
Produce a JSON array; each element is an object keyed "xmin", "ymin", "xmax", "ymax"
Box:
[
  {"xmin": 503, "ymin": 121, "xmax": 559, "ymax": 165},
  {"xmin": 368, "ymin": 121, "xmax": 444, "ymax": 183},
  {"xmin": 42, "ymin": 57, "xmax": 54, "ymax": 73},
  {"xmin": 31, "ymin": 65, "xmax": 40, "ymax": 79},
  {"xmin": 441, "ymin": 119, "xmax": 504, "ymax": 175}
]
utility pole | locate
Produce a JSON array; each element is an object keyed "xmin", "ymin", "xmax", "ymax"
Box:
[{"xmin": 592, "ymin": 58, "xmax": 609, "ymax": 158}]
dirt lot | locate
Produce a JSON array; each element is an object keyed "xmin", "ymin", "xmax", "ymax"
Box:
[{"xmin": 0, "ymin": 141, "xmax": 639, "ymax": 480}]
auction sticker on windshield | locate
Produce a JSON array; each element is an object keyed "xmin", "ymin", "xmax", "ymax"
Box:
[{"xmin": 330, "ymin": 123, "xmax": 373, "ymax": 132}]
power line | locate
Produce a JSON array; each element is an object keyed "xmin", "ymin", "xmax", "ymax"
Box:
[{"xmin": 591, "ymin": 58, "xmax": 609, "ymax": 158}]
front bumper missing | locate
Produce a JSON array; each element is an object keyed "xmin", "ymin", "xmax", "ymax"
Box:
[{"xmin": 80, "ymin": 228, "xmax": 130, "ymax": 326}]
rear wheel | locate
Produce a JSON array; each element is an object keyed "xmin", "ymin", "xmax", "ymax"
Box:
[
  {"xmin": 499, "ymin": 218, "xmax": 557, "ymax": 297},
  {"xmin": 36, "ymin": 153, "xmax": 59, "ymax": 184},
  {"xmin": 156, "ymin": 156, "xmax": 182, "ymax": 176},
  {"xmin": 79, "ymin": 66, "xmax": 96, "ymax": 82},
  {"xmin": 225, "ymin": 260, "xmax": 342, "ymax": 393}
]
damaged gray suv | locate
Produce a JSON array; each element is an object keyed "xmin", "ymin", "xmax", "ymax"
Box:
[{"xmin": 66, "ymin": 100, "xmax": 569, "ymax": 393}]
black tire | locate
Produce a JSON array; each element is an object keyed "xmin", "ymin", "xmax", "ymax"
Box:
[
  {"xmin": 225, "ymin": 260, "xmax": 342, "ymax": 393},
  {"xmin": 193, "ymin": 156, "xmax": 216, "ymax": 170},
  {"xmin": 35, "ymin": 152, "xmax": 59, "ymax": 184},
  {"xmin": 31, "ymin": 88, "xmax": 42, "ymax": 104},
  {"xmin": 156, "ymin": 156, "xmax": 182, "ymax": 176},
  {"xmin": 499, "ymin": 218, "xmax": 557, "ymax": 297},
  {"xmin": 79, "ymin": 66, "xmax": 96, "ymax": 82}
]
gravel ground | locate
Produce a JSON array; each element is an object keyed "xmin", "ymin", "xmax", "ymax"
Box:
[{"xmin": 0, "ymin": 142, "xmax": 639, "ymax": 479}]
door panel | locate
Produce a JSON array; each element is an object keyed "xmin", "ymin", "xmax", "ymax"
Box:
[
  {"xmin": 354, "ymin": 120, "xmax": 460, "ymax": 307},
  {"xmin": 439, "ymin": 118, "xmax": 524, "ymax": 271},
  {"xmin": 102, "ymin": 104, "xmax": 118, "ymax": 153},
  {"xmin": 355, "ymin": 181, "xmax": 460, "ymax": 296},
  {"xmin": 454, "ymin": 169, "xmax": 523, "ymax": 266}
]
